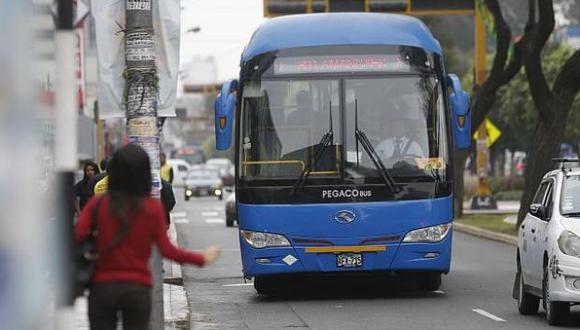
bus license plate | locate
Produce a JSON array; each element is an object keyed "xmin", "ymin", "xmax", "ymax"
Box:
[{"xmin": 336, "ymin": 253, "xmax": 362, "ymax": 268}]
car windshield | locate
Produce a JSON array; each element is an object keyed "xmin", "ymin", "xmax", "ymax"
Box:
[
  {"xmin": 238, "ymin": 75, "xmax": 449, "ymax": 185},
  {"xmin": 187, "ymin": 171, "xmax": 219, "ymax": 180},
  {"xmin": 561, "ymin": 174, "xmax": 580, "ymax": 217}
]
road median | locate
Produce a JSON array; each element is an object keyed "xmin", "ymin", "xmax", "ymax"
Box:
[{"xmin": 454, "ymin": 214, "xmax": 518, "ymax": 246}]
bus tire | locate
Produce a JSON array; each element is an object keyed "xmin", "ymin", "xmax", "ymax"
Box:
[
  {"xmin": 254, "ymin": 277, "xmax": 275, "ymax": 295},
  {"xmin": 416, "ymin": 272, "xmax": 441, "ymax": 291}
]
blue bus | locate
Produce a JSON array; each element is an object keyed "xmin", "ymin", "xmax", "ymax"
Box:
[{"xmin": 215, "ymin": 13, "xmax": 471, "ymax": 294}]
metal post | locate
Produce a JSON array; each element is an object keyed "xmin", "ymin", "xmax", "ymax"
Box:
[
  {"xmin": 471, "ymin": 3, "xmax": 497, "ymax": 210},
  {"xmin": 124, "ymin": 0, "xmax": 164, "ymax": 328},
  {"xmin": 55, "ymin": 0, "xmax": 77, "ymax": 329}
]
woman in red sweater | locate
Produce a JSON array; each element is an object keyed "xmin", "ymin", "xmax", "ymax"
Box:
[{"xmin": 76, "ymin": 144, "xmax": 220, "ymax": 330}]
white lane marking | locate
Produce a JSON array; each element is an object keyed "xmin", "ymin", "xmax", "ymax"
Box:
[
  {"xmin": 201, "ymin": 211, "xmax": 219, "ymax": 217},
  {"xmin": 171, "ymin": 212, "xmax": 187, "ymax": 218},
  {"xmin": 434, "ymin": 290, "xmax": 445, "ymax": 294},
  {"xmin": 174, "ymin": 219, "xmax": 190, "ymax": 224},
  {"xmin": 205, "ymin": 218, "xmax": 225, "ymax": 224},
  {"xmin": 223, "ymin": 283, "xmax": 254, "ymax": 287},
  {"xmin": 472, "ymin": 309, "xmax": 506, "ymax": 322}
]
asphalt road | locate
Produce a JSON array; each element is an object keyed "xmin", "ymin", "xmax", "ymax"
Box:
[{"xmin": 171, "ymin": 191, "xmax": 580, "ymax": 330}]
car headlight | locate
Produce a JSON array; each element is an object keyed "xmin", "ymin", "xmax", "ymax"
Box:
[
  {"xmin": 185, "ymin": 189, "xmax": 193, "ymax": 196},
  {"xmin": 558, "ymin": 231, "xmax": 580, "ymax": 257},
  {"xmin": 403, "ymin": 223, "xmax": 452, "ymax": 243},
  {"xmin": 240, "ymin": 230, "xmax": 290, "ymax": 249}
]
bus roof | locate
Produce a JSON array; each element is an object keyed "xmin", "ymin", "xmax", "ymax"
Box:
[{"xmin": 242, "ymin": 13, "xmax": 442, "ymax": 63}]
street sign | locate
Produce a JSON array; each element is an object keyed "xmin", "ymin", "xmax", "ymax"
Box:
[{"xmin": 473, "ymin": 118, "xmax": 502, "ymax": 147}]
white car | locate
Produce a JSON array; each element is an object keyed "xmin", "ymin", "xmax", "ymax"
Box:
[
  {"xmin": 168, "ymin": 159, "xmax": 192, "ymax": 187},
  {"xmin": 516, "ymin": 165, "xmax": 580, "ymax": 325}
]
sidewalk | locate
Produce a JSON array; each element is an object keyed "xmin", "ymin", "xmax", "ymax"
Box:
[{"xmin": 74, "ymin": 222, "xmax": 188, "ymax": 329}]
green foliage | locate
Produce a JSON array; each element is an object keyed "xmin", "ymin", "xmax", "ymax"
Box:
[
  {"xmin": 455, "ymin": 214, "xmax": 518, "ymax": 236},
  {"xmin": 490, "ymin": 45, "xmax": 580, "ymax": 152}
]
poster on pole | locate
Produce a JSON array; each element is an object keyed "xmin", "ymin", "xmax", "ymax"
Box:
[{"xmin": 91, "ymin": 0, "xmax": 180, "ymax": 119}]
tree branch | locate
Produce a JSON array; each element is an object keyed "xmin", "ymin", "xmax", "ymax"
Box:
[
  {"xmin": 522, "ymin": 0, "xmax": 555, "ymax": 120},
  {"xmin": 553, "ymin": 49, "xmax": 580, "ymax": 111}
]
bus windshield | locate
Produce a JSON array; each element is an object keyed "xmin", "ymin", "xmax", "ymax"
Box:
[{"xmin": 239, "ymin": 74, "xmax": 449, "ymax": 186}]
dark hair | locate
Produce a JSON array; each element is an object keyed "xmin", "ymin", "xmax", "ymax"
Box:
[
  {"xmin": 107, "ymin": 144, "xmax": 152, "ymax": 223},
  {"xmin": 100, "ymin": 158, "xmax": 110, "ymax": 172},
  {"xmin": 108, "ymin": 144, "xmax": 152, "ymax": 196},
  {"xmin": 83, "ymin": 161, "xmax": 100, "ymax": 181}
]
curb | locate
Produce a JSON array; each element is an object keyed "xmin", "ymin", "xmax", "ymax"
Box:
[{"xmin": 454, "ymin": 223, "xmax": 517, "ymax": 246}]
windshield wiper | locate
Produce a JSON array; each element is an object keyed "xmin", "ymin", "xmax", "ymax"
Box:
[
  {"xmin": 292, "ymin": 101, "xmax": 334, "ymax": 195},
  {"xmin": 354, "ymin": 100, "xmax": 398, "ymax": 193},
  {"xmin": 562, "ymin": 212, "xmax": 580, "ymax": 218}
]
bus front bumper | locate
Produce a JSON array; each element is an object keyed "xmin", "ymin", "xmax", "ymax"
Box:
[{"xmin": 240, "ymin": 232, "xmax": 452, "ymax": 278}]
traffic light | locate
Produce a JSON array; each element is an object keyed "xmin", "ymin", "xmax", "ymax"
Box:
[{"xmin": 263, "ymin": 0, "xmax": 475, "ymax": 17}]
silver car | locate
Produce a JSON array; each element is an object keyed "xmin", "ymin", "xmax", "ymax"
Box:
[{"xmin": 184, "ymin": 169, "xmax": 223, "ymax": 200}]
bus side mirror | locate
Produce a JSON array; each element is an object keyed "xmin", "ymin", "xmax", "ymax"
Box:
[
  {"xmin": 447, "ymin": 74, "xmax": 471, "ymax": 150},
  {"xmin": 214, "ymin": 80, "xmax": 238, "ymax": 150}
]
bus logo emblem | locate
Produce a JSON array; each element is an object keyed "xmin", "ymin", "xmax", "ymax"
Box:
[{"xmin": 335, "ymin": 210, "xmax": 356, "ymax": 224}]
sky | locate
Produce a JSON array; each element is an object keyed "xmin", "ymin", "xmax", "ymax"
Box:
[{"xmin": 180, "ymin": 0, "xmax": 265, "ymax": 82}]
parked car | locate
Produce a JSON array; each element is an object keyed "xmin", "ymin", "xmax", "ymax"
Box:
[
  {"xmin": 168, "ymin": 158, "xmax": 192, "ymax": 187},
  {"xmin": 225, "ymin": 192, "xmax": 237, "ymax": 227},
  {"xmin": 515, "ymin": 162, "xmax": 580, "ymax": 325},
  {"xmin": 184, "ymin": 169, "xmax": 223, "ymax": 201}
]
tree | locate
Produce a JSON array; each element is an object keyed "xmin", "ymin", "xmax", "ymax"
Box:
[
  {"xmin": 491, "ymin": 45, "xmax": 580, "ymax": 153},
  {"xmin": 516, "ymin": 0, "xmax": 580, "ymax": 224},
  {"xmin": 454, "ymin": 0, "xmax": 524, "ymax": 216}
]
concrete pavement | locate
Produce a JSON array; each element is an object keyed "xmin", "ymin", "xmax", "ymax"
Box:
[{"xmin": 174, "ymin": 196, "xmax": 580, "ymax": 329}]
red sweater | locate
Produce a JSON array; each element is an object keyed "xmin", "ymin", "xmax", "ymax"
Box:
[{"xmin": 76, "ymin": 195, "xmax": 205, "ymax": 287}]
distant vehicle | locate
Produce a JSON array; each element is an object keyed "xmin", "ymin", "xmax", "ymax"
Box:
[
  {"xmin": 225, "ymin": 192, "xmax": 237, "ymax": 227},
  {"xmin": 206, "ymin": 158, "xmax": 232, "ymax": 176},
  {"xmin": 168, "ymin": 158, "xmax": 192, "ymax": 187},
  {"xmin": 515, "ymin": 160, "xmax": 580, "ymax": 325},
  {"xmin": 173, "ymin": 145, "xmax": 205, "ymax": 165},
  {"xmin": 184, "ymin": 169, "xmax": 223, "ymax": 201}
]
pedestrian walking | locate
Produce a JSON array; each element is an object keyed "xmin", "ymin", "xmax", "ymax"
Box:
[
  {"xmin": 75, "ymin": 144, "xmax": 221, "ymax": 330},
  {"xmin": 74, "ymin": 161, "xmax": 100, "ymax": 215}
]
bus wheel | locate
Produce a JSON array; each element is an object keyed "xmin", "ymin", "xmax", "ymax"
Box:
[
  {"xmin": 416, "ymin": 272, "xmax": 441, "ymax": 291},
  {"xmin": 254, "ymin": 277, "xmax": 275, "ymax": 295}
]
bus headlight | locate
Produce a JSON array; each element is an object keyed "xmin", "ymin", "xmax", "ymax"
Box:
[
  {"xmin": 403, "ymin": 223, "xmax": 452, "ymax": 243},
  {"xmin": 558, "ymin": 231, "xmax": 580, "ymax": 257},
  {"xmin": 240, "ymin": 230, "xmax": 290, "ymax": 249}
]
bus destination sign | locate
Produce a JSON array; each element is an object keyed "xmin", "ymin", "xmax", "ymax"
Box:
[{"xmin": 274, "ymin": 55, "xmax": 410, "ymax": 74}]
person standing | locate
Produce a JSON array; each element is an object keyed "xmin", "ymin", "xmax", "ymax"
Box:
[
  {"xmin": 76, "ymin": 144, "xmax": 221, "ymax": 330},
  {"xmin": 160, "ymin": 152, "xmax": 173, "ymax": 184},
  {"xmin": 74, "ymin": 161, "xmax": 100, "ymax": 215},
  {"xmin": 160, "ymin": 179, "xmax": 176, "ymax": 228}
]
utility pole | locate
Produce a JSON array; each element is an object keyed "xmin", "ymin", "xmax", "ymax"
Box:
[
  {"xmin": 471, "ymin": 3, "xmax": 497, "ymax": 210},
  {"xmin": 55, "ymin": 0, "xmax": 76, "ymax": 329},
  {"xmin": 124, "ymin": 0, "xmax": 164, "ymax": 328}
]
